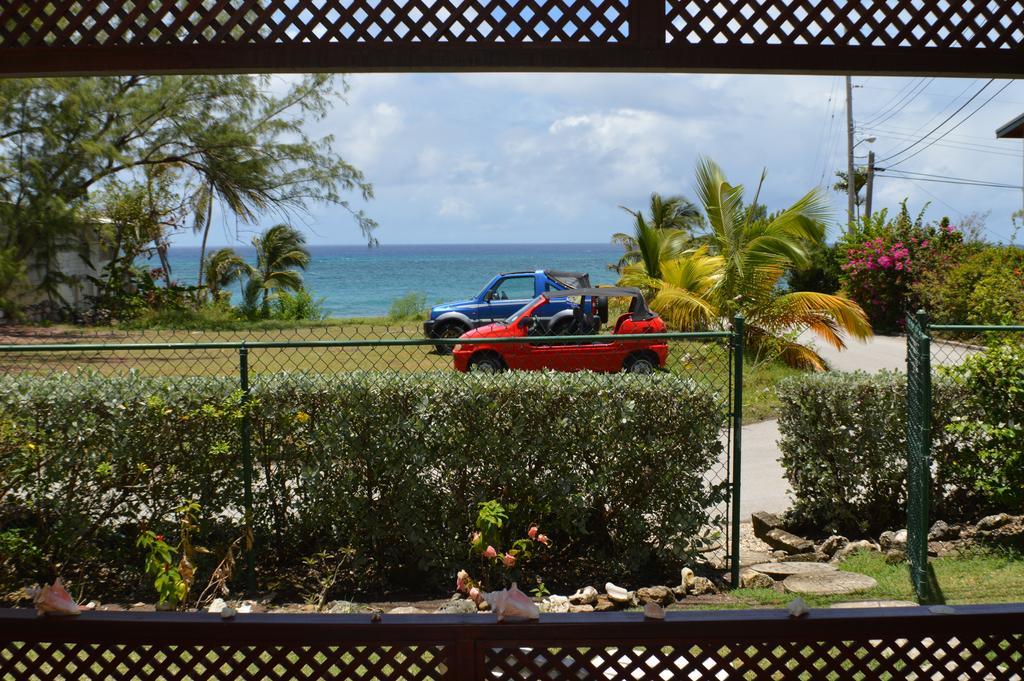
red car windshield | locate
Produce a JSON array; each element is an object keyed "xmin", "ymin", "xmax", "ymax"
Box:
[{"xmin": 504, "ymin": 296, "xmax": 545, "ymax": 324}]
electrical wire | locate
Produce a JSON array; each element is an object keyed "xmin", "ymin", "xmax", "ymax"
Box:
[
  {"xmin": 878, "ymin": 170, "xmax": 1022, "ymax": 190},
  {"xmin": 876, "ymin": 79, "xmax": 995, "ymax": 164},
  {"xmin": 864, "ymin": 78, "xmax": 933, "ymax": 129},
  {"xmin": 859, "ymin": 128, "xmax": 1022, "ymax": 159},
  {"xmin": 859, "ymin": 78, "xmax": 922, "ymax": 127},
  {"xmin": 884, "ymin": 81, "xmax": 1014, "ymax": 169}
]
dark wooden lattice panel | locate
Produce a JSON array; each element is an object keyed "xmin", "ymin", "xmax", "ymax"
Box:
[
  {"xmin": 665, "ymin": 0, "xmax": 1024, "ymax": 49},
  {"xmin": 0, "ymin": 0, "xmax": 631, "ymax": 47},
  {"xmin": 0, "ymin": 641, "xmax": 449, "ymax": 680},
  {"xmin": 485, "ymin": 633, "xmax": 1024, "ymax": 680}
]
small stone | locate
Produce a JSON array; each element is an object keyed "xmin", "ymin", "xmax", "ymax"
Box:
[
  {"xmin": 878, "ymin": 531, "xmax": 895, "ymax": 551},
  {"xmin": 236, "ymin": 602, "xmax": 253, "ymax": 614},
  {"xmin": 220, "ymin": 606, "xmax": 236, "ymax": 619},
  {"xmin": 786, "ymin": 597, "xmax": 810, "ymax": 618},
  {"xmin": 783, "ymin": 552, "xmax": 828, "ymax": 563},
  {"xmin": 771, "ymin": 550, "xmax": 788, "ymax": 559},
  {"xmin": 568, "ymin": 586, "xmax": 598, "ymax": 606},
  {"xmin": 671, "ymin": 585, "xmax": 687, "ymax": 599},
  {"xmin": 680, "ymin": 567, "xmax": 696, "ymax": 590},
  {"xmin": 831, "ymin": 540, "xmax": 880, "ymax": 562},
  {"xmin": 388, "ymin": 606, "xmax": 428, "ymax": 615},
  {"xmin": 326, "ymin": 600, "xmax": 362, "ymax": 614},
  {"xmin": 593, "ymin": 595, "xmax": 617, "ymax": 612},
  {"xmin": 764, "ymin": 528, "xmax": 814, "ymax": 554},
  {"xmin": 82, "ymin": 601, "xmax": 98, "ymax": 612},
  {"xmin": 605, "ymin": 582, "xmax": 633, "ymax": 605},
  {"xmin": 819, "ymin": 535, "xmax": 849, "ymax": 558},
  {"xmin": 436, "ymin": 599, "xmax": 477, "ymax": 615},
  {"xmin": 751, "ymin": 511, "xmax": 783, "ymax": 540},
  {"xmin": 155, "ymin": 602, "xmax": 175, "ymax": 612},
  {"xmin": 477, "ymin": 600, "xmax": 491, "ymax": 612},
  {"xmin": 689, "ymin": 577, "xmax": 716, "ymax": 596},
  {"xmin": 740, "ymin": 569, "xmax": 775, "ymax": 589},
  {"xmin": 636, "ymin": 586, "xmax": 675, "ymax": 606},
  {"xmin": 568, "ymin": 604, "xmax": 594, "ymax": 614},
  {"xmin": 885, "ymin": 549, "xmax": 907, "ymax": 565},
  {"xmin": 928, "ymin": 521, "xmax": 959, "ymax": 541},
  {"xmin": 207, "ymin": 598, "xmax": 228, "ymax": 614},
  {"xmin": 643, "ymin": 602, "xmax": 666, "ymax": 620},
  {"xmin": 977, "ymin": 513, "xmax": 1014, "ymax": 531},
  {"xmin": 540, "ymin": 595, "xmax": 570, "ymax": 614}
]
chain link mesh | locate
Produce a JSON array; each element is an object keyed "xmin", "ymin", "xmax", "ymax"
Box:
[{"xmin": 0, "ymin": 323, "xmax": 737, "ymax": 596}]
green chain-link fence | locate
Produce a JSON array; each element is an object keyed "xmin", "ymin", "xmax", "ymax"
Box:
[
  {"xmin": 906, "ymin": 312, "xmax": 1024, "ymax": 602},
  {"xmin": 0, "ymin": 321, "xmax": 744, "ymax": 599}
]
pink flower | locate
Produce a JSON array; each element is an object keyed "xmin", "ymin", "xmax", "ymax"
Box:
[
  {"xmin": 502, "ymin": 553, "xmax": 516, "ymax": 568},
  {"xmin": 528, "ymin": 526, "xmax": 538, "ymax": 540},
  {"xmin": 877, "ymin": 256, "xmax": 893, "ymax": 268},
  {"xmin": 456, "ymin": 569, "xmax": 470, "ymax": 593},
  {"xmin": 537, "ymin": 534, "xmax": 550, "ymax": 546},
  {"xmin": 483, "ymin": 545, "xmax": 497, "ymax": 559}
]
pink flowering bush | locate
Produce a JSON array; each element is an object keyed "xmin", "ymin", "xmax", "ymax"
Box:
[
  {"xmin": 840, "ymin": 204, "xmax": 964, "ymax": 331},
  {"xmin": 457, "ymin": 500, "xmax": 549, "ymax": 594}
]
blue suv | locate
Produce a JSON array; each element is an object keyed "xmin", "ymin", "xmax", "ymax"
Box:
[{"xmin": 424, "ymin": 270, "xmax": 590, "ymax": 353}]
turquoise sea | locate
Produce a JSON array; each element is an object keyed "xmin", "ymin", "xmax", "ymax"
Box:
[{"xmin": 155, "ymin": 243, "xmax": 622, "ymax": 318}]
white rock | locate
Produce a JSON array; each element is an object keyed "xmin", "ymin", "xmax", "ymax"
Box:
[
  {"xmin": 569, "ymin": 586, "xmax": 598, "ymax": 606},
  {"xmin": 207, "ymin": 598, "xmax": 228, "ymax": 614},
  {"xmin": 680, "ymin": 568, "xmax": 695, "ymax": 590},
  {"xmin": 787, "ymin": 597, "xmax": 811, "ymax": 618},
  {"xmin": 540, "ymin": 595, "xmax": 570, "ymax": 613},
  {"xmin": 605, "ymin": 582, "xmax": 633, "ymax": 604},
  {"xmin": 220, "ymin": 606, "xmax": 236, "ymax": 619},
  {"xmin": 236, "ymin": 603, "xmax": 252, "ymax": 614}
]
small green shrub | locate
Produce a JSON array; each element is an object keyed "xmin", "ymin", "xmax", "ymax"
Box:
[
  {"xmin": 271, "ymin": 288, "xmax": 326, "ymax": 321},
  {"xmin": 776, "ymin": 371, "xmax": 966, "ymax": 535},
  {"xmin": 388, "ymin": 292, "xmax": 427, "ymax": 321},
  {"xmin": 915, "ymin": 247, "xmax": 1024, "ymax": 325},
  {"xmin": 0, "ymin": 371, "xmax": 725, "ymax": 599},
  {"xmin": 942, "ymin": 342, "xmax": 1024, "ymax": 514}
]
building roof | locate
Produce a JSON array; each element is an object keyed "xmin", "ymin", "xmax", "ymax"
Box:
[{"xmin": 996, "ymin": 113, "xmax": 1024, "ymax": 139}]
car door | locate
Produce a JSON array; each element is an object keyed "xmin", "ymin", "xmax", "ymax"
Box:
[{"xmin": 483, "ymin": 275, "xmax": 536, "ymax": 322}]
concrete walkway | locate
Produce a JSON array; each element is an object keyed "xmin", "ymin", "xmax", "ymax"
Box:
[{"xmin": 739, "ymin": 334, "xmax": 909, "ymax": 518}]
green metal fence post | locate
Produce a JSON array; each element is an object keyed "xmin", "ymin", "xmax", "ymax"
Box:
[
  {"xmin": 730, "ymin": 315, "xmax": 744, "ymax": 589},
  {"xmin": 906, "ymin": 309, "xmax": 932, "ymax": 602},
  {"xmin": 239, "ymin": 343, "xmax": 256, "ymax": 596}
]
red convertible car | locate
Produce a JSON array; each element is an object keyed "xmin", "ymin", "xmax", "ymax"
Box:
[{"xmin": 452, "ymin": 287, "xmax": 669, "ymax": 374}]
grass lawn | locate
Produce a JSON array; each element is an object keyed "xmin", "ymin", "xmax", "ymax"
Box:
[{"xmin": 722, "ymin": 548, "xmax": 1024, "ymax": 609}]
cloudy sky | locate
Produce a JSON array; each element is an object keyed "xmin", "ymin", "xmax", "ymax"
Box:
[{"xmin": 191, "ymin": 73, "xmax": 1024, "ymax": 248}]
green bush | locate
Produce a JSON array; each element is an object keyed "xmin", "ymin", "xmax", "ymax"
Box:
[
  {"xmin": 388, "ymin": 292, "xmax": 428, "ymax": 321},
  {"xmin": 271, "ymin": 288, "xmax": 326, "ymax": 321},
  {"xmin": 914, "ymin": 247, "xmax": 1024, "ymax": 325},
  {"xmin": 942, "ymin": 342, "xmax": 1024, "ymax": 514},
  {"xmin": 776, "ymin": 371, "xmax": 967, "ymax": 535},
  {"xmin": 0, "ymin": 371, "xmax": 725, "ymax": 600}
]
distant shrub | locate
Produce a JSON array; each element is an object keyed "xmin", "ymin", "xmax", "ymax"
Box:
[
  {"xmin": 388, "ymin": 291, "xmax": 427, "ymax": 321},
  {"xmin": 271, "ymin": 288, "xmax": 326, "ymax": 321},
  {"xmin": 914, "ymin": 246, "xmax": 1024, "ymax": 325},
  {"xmin": 0, "ymin": 371, "xmax": 725, "ymax": 600},
  {"xmin": 786, "ymin": 242, "xmax": 842, "ymax": 294}
]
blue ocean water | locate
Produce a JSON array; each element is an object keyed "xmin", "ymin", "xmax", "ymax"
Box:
[{"xmin": 154, "ymin": 243, "xmax": 622, "ymax": 317}]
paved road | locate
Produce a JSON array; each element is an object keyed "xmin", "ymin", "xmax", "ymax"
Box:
[{"xmin": 738, "ymin": 333, "xmax": 910, "ymax": 519}]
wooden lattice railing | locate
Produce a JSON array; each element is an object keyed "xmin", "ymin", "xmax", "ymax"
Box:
[
  {"xmin": 2, "ymin": 1, "xmax": 1023, "ymax": 76},
  {"xmin": 2, "ymin": 605, "xmax": 1023, "ymax": 680}
]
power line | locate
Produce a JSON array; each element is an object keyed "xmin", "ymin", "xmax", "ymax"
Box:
[
  {"xmin": 878, "ymin": 169, "xmax": 1022, "ymax": 190},
  {"xmin": 860, "ymin": 78, "xmax": 922, "ymax": 127},
  {"xmin": 876, "ymin": 79, "xmax": 995, "ymax": 164},
  {"xmin": 859, "ymin": 128, "xmax": 1022, "ymax": 159},
  {"xmin": 864, "ymin": 78, "xmax": 933, "ymax": 129},
  {"xmin": 885, "ymin": 81, "xmax": 1014, "ymax": 169}
]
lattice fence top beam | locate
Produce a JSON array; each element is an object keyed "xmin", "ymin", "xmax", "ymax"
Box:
[{"xmin": 1, "ymin": 2, "xmax": 1024, "ymax": 77}]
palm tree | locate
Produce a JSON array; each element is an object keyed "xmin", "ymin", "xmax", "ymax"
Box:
[
  {"xmin": 611, "ymin": 193, "xmax": 702, "ymax": 273},
  {"xmin": 247, "ymin": 224, "xmax": 311, "ymax": 317},
  {"xmin": 619, "ymin": 157, "xmax": 873, "ymax": 370},
  {"xmin": 202, "ymin": 247, "xmax": 250, "ymax": 303}
]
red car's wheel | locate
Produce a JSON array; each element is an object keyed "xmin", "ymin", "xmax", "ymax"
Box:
[
  {"xmin": 468, "ymin": 352, "xmax": 505, "ymax": 374},
  {"xmin": 623, "ymin": 351, "xmax": 658, "ymax": 374}
]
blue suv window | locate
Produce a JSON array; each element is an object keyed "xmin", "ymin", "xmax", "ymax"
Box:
[{"xmin": 490, "ymin": 276, "xmax": 533, "ymax": 301}]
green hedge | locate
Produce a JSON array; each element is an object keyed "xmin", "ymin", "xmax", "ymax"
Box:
[
  {"xmin": 778, "ymin": 351, "xmax": 1024, "ymax": 536},
  {"xmin": 0, "ymin": 371, "xmax": 725, "ymax": 601},
  {"xmin": 776, "ymin": 371, "xmax": 963, "ymax": 535}
]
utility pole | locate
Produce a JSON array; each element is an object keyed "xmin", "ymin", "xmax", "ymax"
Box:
[
  {"xmin": 846, "ymin": 75, "xmax": 856, "ymax": 228},
  {"xmin": 865, "ymin": 150, "xmax": 876, "ymax": 220}
]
